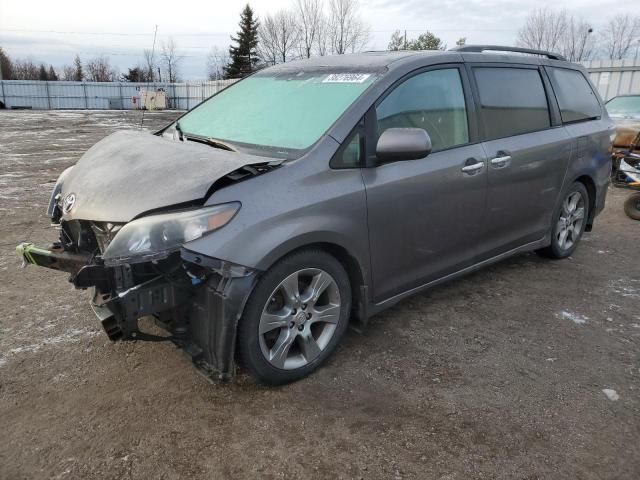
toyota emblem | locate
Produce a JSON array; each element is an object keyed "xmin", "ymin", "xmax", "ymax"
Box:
[{"xmin": 62, "ymin": 193, "xmax": 76, "ymax": 214}]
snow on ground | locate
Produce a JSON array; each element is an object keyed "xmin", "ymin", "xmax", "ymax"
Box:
[{"xmin": 556, "ymin": 310, "xmax": 589, "ymax": 325}]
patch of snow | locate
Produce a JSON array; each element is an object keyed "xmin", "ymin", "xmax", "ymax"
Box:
[
  {"xmin": 602, "ymin": 389, "xmax": 619, "ymax": 401},
  {"xmin": 0, "ymin": 328, "xmax": 100, "ymax": 368},
  {"xmin": 556, "ymin": 310, "xmax": 589, "ymax": 325},
  {"xmin": 609, "ymin": 278, "xmax": 640, "ymax": 299}
]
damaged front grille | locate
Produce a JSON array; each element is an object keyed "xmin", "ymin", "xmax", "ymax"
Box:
[
  {"xmin": 90, "ymin": 222, "xmax": 122, "ymax": 254},
  {"xmin": 59, "ymin": 219, "xmax": 122, "ymax": 255}
]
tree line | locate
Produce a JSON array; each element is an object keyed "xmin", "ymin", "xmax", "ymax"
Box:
[
  {"xmin": 1, "ymin": 4, "xmax": 638, "ymax": 83},
  {"xmin": 0, "ymin": 37, "xmax": 184, "ymax": 83},
  {"xmin": 211, "ymin": 0, "xmax": 370, "ymax": 79},
  {"xmin": 516, "ymin": 9, "xmax": 640, "ymax": 61}
]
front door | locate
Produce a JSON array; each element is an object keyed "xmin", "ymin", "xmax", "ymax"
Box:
[{"xmin": 362, "ymin": 66, "xmax": 487, "ymax": 302}]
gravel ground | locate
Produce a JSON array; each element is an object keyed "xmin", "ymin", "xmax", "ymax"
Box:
[{"xmin": 1, "ymin": 110, "xmax": 639, "ymax": 480}]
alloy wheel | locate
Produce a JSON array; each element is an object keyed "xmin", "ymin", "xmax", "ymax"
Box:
[
  {"xmin": 556, "ymin": 191, "xmax": 585, "ymax": 250},
  {"xmin": 258, "ymin": 268, "xmax": 341, "ymax": 370}
]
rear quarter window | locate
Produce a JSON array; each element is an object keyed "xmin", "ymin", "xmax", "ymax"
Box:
[{"xmin": 548, "ymin": 67, "xmax": 602, "ymax": 123}]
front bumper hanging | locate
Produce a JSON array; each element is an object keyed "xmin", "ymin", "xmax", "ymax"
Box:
[
  {"xmin": 16, "ymin": 242, "xmax": 258, "ymax": 381},
  {"xmin": 16, "ymin": 242, "xmax": 91, "ymax": 274}
]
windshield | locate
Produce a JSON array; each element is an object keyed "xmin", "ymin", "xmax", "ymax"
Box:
[
  {"xmin": 606, "ymin": 96, "xmax": 640, "ymax": 118},
  {"xmin": 176, "ymin": 69, "xmax": 378, "ymax": 154}
]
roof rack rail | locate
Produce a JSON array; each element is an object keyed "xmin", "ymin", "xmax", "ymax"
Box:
[{"xmin": 450, "ymin": 45, "xmax": 566, "ymax": 61}]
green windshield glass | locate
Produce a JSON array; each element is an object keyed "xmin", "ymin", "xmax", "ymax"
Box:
[
  {"xmin": 606, "ymin": 96, "xmax": 640, "ymax": 117},
  {"xmin": 178, "ymin": 72, "xmax": 377, "ymax": 150}
]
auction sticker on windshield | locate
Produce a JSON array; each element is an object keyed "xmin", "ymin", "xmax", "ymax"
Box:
[{"xmin": 323, "ymin": 73, "xmax": 372, "ymax": 83}]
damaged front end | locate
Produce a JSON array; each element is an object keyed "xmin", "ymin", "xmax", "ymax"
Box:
[{"xmin": 17, "ymin": 203, "xmax": 258, "ymax": 382}]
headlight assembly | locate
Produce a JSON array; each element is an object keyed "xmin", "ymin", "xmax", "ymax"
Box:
[{"xmin": 103, "ymin": 202, "xmax": 240, "ymax": 265}]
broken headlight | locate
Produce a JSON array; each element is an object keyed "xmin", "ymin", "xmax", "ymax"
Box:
[{"xmin": 102, "ymin": 202, "xmax": 240, "ymax": 265}]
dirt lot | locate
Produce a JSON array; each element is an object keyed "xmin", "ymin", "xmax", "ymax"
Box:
[{"xmin": 1, "ymin": 110, "xmax": 639, "ymax": 479}]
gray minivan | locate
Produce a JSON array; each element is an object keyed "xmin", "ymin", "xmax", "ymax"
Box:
[{"xmin": 18, "ymin": 45, "xmax": 613, "ymax": 384}]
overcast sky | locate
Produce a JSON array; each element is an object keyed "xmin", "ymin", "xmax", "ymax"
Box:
[{"xmin": 0, "ymin": 0, "xmax": 634, "ymax": 79}]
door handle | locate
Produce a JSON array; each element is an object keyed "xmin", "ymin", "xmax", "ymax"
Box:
[
  {"xmin": 461, "ymin": 160, "xmax": 484, "ymax": 174},
  {"xmin": 490, "ymin": 153, "xmax": 511, "ymax": 168}
]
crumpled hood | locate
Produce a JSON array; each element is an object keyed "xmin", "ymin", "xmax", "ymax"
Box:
[{"xmin": 60, "ymin": 130, "xmax": 273, "ymax": 222}]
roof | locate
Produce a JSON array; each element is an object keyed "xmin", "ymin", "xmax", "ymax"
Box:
[
  {"xmin": 265, "ymin": 50, "xmax": 443, "ymax": 72},
  {"xmin": 262, "ymin": 47, "xmax": 576, "ymax": 75}
]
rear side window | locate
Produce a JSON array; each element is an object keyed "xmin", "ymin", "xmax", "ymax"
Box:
[
  {"xmin": 548, "ymin": 67, "xmax": 602, "ymax": 123},
  {"xmin": 474, "ymin": 67, "xmax": 550, "ymax": 140}
]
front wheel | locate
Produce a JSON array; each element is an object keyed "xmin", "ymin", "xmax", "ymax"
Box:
[
  {"xmin": 237, "ymin": 249, "xmax": 351, "ymax": 385},
  {"xmin": 624, "ymin": 192, "xmax": 640, "ymax": 221},
  {"xmin": 538, "ymin": 182, "xmax": 589, "ymax": 259}
]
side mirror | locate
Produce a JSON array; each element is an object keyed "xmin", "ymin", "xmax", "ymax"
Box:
[{"xmin": 376, "ymin": 128, "xmax": 432, "ymax": 162}]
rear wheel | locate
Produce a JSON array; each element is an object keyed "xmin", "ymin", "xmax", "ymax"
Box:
[
  {"xmin": 237, "ymin": 249, "xmax": 351, "ymax": 385},
  {"xmin": 624, "ymin": 192, "xmax": 640, "ymax": 221},
  {"xmin": 538, "ymin": 182, "xmax": 589, "ymax": 259}
]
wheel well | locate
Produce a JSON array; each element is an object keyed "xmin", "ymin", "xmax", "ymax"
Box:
[
  {"xmin": 276, "ymin": 242, "xmax": 368, "ymax": 327},
  {"xmin": 574, "ymin": 175, "xmax": 596, "ymax": 231}
]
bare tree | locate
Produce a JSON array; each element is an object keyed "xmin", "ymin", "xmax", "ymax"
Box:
[
  {"xmin": 259, "ymin": 10, "xmax": 300, "ymax": 65},
  {"xmin": 518, "ymin": 8, "xmax": 597, "ymax": 61},
  {"xmin": 13, "ymin": 59, "xmax": 39, "ymax": 80},
  {"xmin": 327, "ymin": 0, "xmax": 369, "ymax": 54},
  {"xmin": 562, "ymin": 17, "xmax": 594, "ymax": 62},
  {"xmin": 207, "ymin": 46, "xmax": 230, "ymax": 80},
  {"xmin": 599, "ymin": 14, "xmax": 640, "ymax": 60},
  {"xmin": 388, "ymin": 30, "xmax": 404, "ymax": 51},
  {"xmin": 160, "ymin": 37, "xmax": 182, "ymax": 83},
  {"xmin": 142, "ymin": 49, "xmax": 156, "ymax": 82},
  {"xmin": 86, "ymin": 56, "xmax": 116, "ymax": 82},
  {"xmin": 315, "ymin": 14, "xmax": 331, "ymax": 56},
  {"xmin": 516, "ymin": 8, "xmax": 568, "ymax": 52},
  {"xmin": 60, "ymin": 65, "xmax": 76, "ymax": 81},
  {"xmin": 295, "ymin": 0, "xmax": 323, "ymax": 58}
]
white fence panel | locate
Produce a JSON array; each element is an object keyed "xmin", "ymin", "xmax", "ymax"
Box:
[
  {"xmin": 0, "ymin": 79, "xmax": 237, "ymax": 110},
  {"xmin": 582, "ymin": 59, "xmax": 640, "ymax": 101}
]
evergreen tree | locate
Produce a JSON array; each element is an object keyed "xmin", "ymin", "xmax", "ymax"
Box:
[
  {"xmin": 0, "ymin": 47, "xmax": 15, "ymax": 80},
  {"xmin": 224, "ymin": 4, "xmax": 259, "ymax": 79},
  {"xmin": 122, "ymin": 66, "xmax": 144, "ymax": 82},
  {"xmin": 73, "ymin": 54, "xmax": 84, "ymax": 81},
  {"xmin": 38, "ymin": 63, "xmax": 48, "ymax": 81},
  {"xmin": 48, "ymin": 65, "xmax": 58, "ymax": 81},
  {"xmin": 386, "ymin": 30, "xmax": 446, "ymax": 51}
]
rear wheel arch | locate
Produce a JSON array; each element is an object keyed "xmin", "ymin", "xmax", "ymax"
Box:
[{"xmin": 573, "ymin": 174, "xmax": 596, "ymax": 230}]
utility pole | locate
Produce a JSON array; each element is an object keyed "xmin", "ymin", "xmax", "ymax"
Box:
[{"xmin": 404, "ymin": 30, "xmax": 407, "ymax": 50}]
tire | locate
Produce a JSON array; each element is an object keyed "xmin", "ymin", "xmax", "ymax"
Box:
[
  {"xmin": 237, "ymin": 249, "xmax": 351, "ymax": 385},
  {"xmin": 538, "ymin": 182, "xmax": 589, "ymax": 259},
  {"xmin": 624, "ymin": 193, "xmax": 640, "ymax": 221}
]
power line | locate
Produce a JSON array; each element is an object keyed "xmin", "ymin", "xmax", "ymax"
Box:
[
  {"xmin": 3, "ymin": 27, "xmax": 519, "ymax": 36},
  {"xmin": 2, "ymin": 28, "xmax": 230, "ymax": 36}
]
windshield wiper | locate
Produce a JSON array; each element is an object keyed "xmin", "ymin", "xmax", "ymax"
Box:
[{"xmin": 182, "ymin": 132, "xmax": 237, "ymax": 152}]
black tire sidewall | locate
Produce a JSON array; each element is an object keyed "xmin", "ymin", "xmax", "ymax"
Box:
[
  {"xmin": 548, "ymin": 182, "xmax": 590, "ymax": 258},
  {"xmin": 237, "ymin": 250, "xmax": 352, "ymax": 385},
  {"xmin": 624, "ymin": 193, "xmax": 640, "ymax": 221}
]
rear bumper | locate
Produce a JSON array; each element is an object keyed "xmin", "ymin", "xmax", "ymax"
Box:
[{"xmin": 16, "ymin": 242, "xmax": 258, "ymax": 381}]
